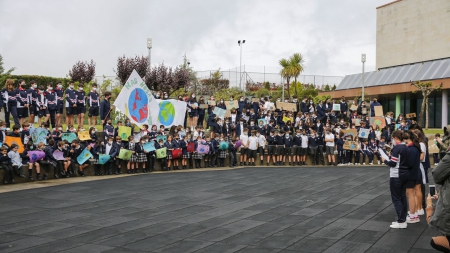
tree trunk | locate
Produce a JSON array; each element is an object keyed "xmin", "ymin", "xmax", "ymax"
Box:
[
  {"xmin": 425, "ymin": 96, "xmax": 429, "ymax": 130},
  {"xmin": 418, "ymin": 92, "xmax": 426, "ymax": 127},
  {"xmin": 294, "ymin": 77, "xmax": 298, "ymax": 97},
  {"xmin": 286, "ymin": 78, "xmax": 291, "ymax": 100}
]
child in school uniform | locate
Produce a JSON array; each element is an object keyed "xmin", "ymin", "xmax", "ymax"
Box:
[
  {"xmin": 193, "ymin": 136, "xmax": 204, "ymax": 169},
  {"xmin": 216, "ymin": 134, "xmax": 227, "ymax": 167},
  {"xmin": 156, "ymin": 138, "xmax": 168, "ymax": 171},
  {"xmin": 283, "ymin": 129, "xmax": 293, "ymax": 166},
  {"xmin": 92, "ymin": 140, "xmax": 105, "ymax": 176},
  {"xmin": 256, "ymin": 131, "xmax": 266, "ymax": 165},
  {"xmin": 204, "ymin": 136, "xmax": 214, "ymax": 167},
  {"xmin": 56, "ymin": 141, "xmax": 72, "ymax": 177},
  {"xmin": 336, "ymin": 132, "xmax": 345, "ymax": 166},
  {"xmin": 115, "ymin": 136, "xmax": 124, "ymax": 174},
  {"xmin": 344, "ymin": 135, "xmax": 354, "ymax": 165},
  {"xmin": 165, "ymin": 135, "xmax": 175, "ymax": 170},
  {"xmin": 248, "ymin": 130, "xmax": 258, "ymax": 166},
  {"xmin": 135, "ymin": 136, "xmax": 148, "ymax": 173},
  {"xmin": 172, "ymin": 134, "xmax": 182, "ymax": 170},
  {"xmin": 275, "ymin": 130, "xmax": 285, "ymax": 165},
  {"xmin": 267, "ymin": 130, "xmax": 277, "ymax": 166},
  {"xmin": 360, "ymin": 139, "xmax": 371, "ymax": 165},
  {"xmin": 293, "ymin": 129, "xmax": 301, "ymax": 166},
  {"xmin": 70, "ymin": 139, "xmax": 90, "ymax": 176},
  {"xmin": 367, "ymin": 138, "xmax": 377, "ymax": 165},
  {"xmin": 376, "ymin": 136, "xmax": 387, "ymax": 165},
  {"xmin": 180, "ymin": 134, "xmax": 189, "ymax": 170},
  {"xmin": 239, "ymin": 128, "xmax": 249, "ymax": 166},
  {"xmin": 126, "ymin": 135, "xmax": 136, "ymax": 173},
  {"xmin": 228, "ymin": 138, "xmax": 238, "ymax": 167},
  {"xmin": 21, "ymin": 142, "xmax": 39, "ymax": 180},
  {"xmin": 88, "ymin": 126, "xmax": 98, "ymax": 146},
  {"xmin": 8, "ymin": 144, "xmax": 24, "ymax": 179},
  {"xmin": 210, "ymin": 134, "xmax": 220, "ymax": 167},
  {"xmin": 1, "ymin": 147, "xmax": 15, "ymax": 184}
]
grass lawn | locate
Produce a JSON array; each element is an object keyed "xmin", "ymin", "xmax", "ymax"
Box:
[{"xmin": 423, "ymin": 128, "xmax": 443, "ymax": 135}]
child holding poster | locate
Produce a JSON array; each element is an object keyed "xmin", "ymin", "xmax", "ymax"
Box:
[
  {"xmin": 54, "ymin": 141, "xmax": 70, "ymax": 178},
  {"xmin": 126, "ymin": 135, "xmax": 136, "ymax": 174},
  {"xmin": 92, "ymin": 140, "xmax": 105, "ymax": 176},
  {"xmin": 70, "ymin": 139, "xmax": 90, "ymax": 177},
  {"xmin": 22, "ymin": 142, "xmax": 41, "ymax": 181},
  {"xmin": 135, "ymin": 136, "xmax": 148, "ymax": 173},
  {"xmin": 156, "ymin": 138, "xmax": 168, "ymax": 171},
  {"xmin": 89, "ymin": 126, "xmax": 98, "ymax": 146}
]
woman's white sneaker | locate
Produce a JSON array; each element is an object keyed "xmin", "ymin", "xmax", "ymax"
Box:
[
  {"xmin": 390, "ymin": 222, "xmax": 407, "ymax": 229},
  {"xmin": 407, "ymin": 216, "xmax": 420, "ymax": 223},
  {"xmin": 417, "ymin": 209, "xmax": 424, "ymax": 216}
]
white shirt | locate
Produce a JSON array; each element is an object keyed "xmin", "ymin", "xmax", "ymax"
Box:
[
  {"xmin": 248, "ymin": 136, "xmax": 258, "ymax": 150},
  {"xmin": 325, "ymin": 133, "xmax": 335, "ymax": 147},
  {"xmin": 257, "ymin": 135, "xmax": 266, "ymax": 147},
  {"xmin": 231, "ymin": 114, "xmax": 237, "ymax": 124},
  {"xmin": 8, "ymin": 151, "xmax": 22, "ymax": 167},
  {"xmin": 240, "ymin": 134, "xmax": 249, "ymax": 148},
  {"xmin": 106, "ymin": 143, "xmax": 112, "ymax": 155},
  {"xmin": 420, "ymin": 142, "xmax": 426, "ymax": 162},
  {"xmin": 301, "ymin": 135, "xmax": 308, "ymax": 148},
  {"xmin": 264, "ymin": 101, "xmax": 275, "ymax": 111}
]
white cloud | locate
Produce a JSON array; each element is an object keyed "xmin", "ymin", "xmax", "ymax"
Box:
[{"xmin": 0, "ymin": 0, "xmax": 387, "ymax": 79}]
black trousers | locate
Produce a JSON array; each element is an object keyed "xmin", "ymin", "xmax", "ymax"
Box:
[
  {"xmin": 309, "ymin": 147, "xmax": 318, "ymax": 164},
  {"xmin": 105, "ymin": 161, "xmax": 115, "ymax": 174},
  {"xmin": 1, "ymin": 164, "xmax": 14, "ymax": 181},
  {"xmin": 2, "ymin": 105, "xmax": 10, "ymax": 128},
  {"xmin": 229, "ymin": 151, "xmax": 237, "ymax": 166},
  {"xmin": 10, "ymin": 105, "xmax": 19, "ymax": 127},
  {"xmin": 390, "ymin": 177, "xmax": 408, "ymax": 223},
  {"xmin": 198, "ymin": 114, "xmax": 205, "ymax": 127},
  {"xmin": 47, "ymin": 109, "xmax": 57, "ymax": 128}
]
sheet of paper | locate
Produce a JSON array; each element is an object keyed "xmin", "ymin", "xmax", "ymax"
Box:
[{"xmin": 378, "ymin": 149, "xmax": 390, "ymax": 161}]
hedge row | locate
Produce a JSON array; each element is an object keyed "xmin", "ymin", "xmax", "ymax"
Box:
[{"xmin": 0, "ymin": 75, "xmax": 71, "ymax": 89}]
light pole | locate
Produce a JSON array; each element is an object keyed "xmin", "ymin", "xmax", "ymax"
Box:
[
  {"xmin": 147, "ymin": 38, "xmax": 152, "ymax": 69},
  {"xmin": 238, "ymin": 40, "xmax": 245, "ymax": 90},
  {"xmin": 361, "ymin": 54, "xmax": 366, "ymax": 102}
]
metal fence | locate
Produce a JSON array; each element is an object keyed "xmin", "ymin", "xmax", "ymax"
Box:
[
  {"xmin": 194, "ymin": 65, "xmax": 343, "ymax": 90},
  {"xmin": 94, "ymin": 66, "xmax": 344, "ymax": 91}
]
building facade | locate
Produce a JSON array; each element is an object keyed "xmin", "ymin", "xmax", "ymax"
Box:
[
  {"xmin": 376, "ymin": 0, "xmax": 450, "ymax": 69},
  {"xmin": 320, "ymin": 0, "xmax": 450, "ymax": 128}
]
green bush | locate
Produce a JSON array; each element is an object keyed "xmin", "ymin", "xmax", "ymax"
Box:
[{"xmin": 0, "ymin": 75, "xmax": 71, "ymax": 89}]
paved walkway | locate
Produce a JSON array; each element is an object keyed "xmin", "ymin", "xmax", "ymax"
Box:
[{"xmin": 0, "ymin": 166, "xmax": 440, "ymax": 253}]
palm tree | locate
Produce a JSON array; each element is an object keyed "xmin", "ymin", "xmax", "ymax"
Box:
[
  {"xmin": 279, "ymin": 58, "xmax": 293, "ymax": 100},
  {"xmin": 289, "ymin": 53, "xmax": 305, "ymax": 97}
]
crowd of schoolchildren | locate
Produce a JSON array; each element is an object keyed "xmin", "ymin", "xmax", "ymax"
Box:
[{"xmin": 0, "ymin": 79, "xmax": 440, "ymax": 185}]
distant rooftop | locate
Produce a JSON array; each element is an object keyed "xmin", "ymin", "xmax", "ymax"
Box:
[
  {"xmin": 336, "ymin": 57, "xmax": 450, "ymax": 90},
  {"xmin": 376, "ymin": 0, "xmax": 402, "ymax": 9}
]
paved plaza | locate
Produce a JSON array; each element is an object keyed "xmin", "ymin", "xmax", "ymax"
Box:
[{"xmin": 0, "ymin": 167, "xmax": 440, "ymax": 253}]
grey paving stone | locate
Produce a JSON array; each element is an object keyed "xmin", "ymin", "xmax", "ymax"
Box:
[
  {"xmin": 0, "ymin": 167, "xmax": 431, "ymax": 252},
  {"xmin": 59, "ymin": 243, "xmax": 114, "ymax": 253},
  {"xmin": 191, "ymin": 227, "xmax": 241, "ymax": 242},
  {"xmin": 123, "ymin": 234, "xmax": 182, "ymax": 251},
  {"xmin": 153, "ymin": 239, "xmax": 213, "ymax": 253},
  {"xmin": 194, "ymin": 242, "xmax": 247, "ymax": 253},
  {"xmin": 15, "ymin": 240, "xmax": 85, "ymax": 253},
  {"xmin": 287, "ymin": 237, "xmax": 338, "ymax": 252},
  {"xmin": 322, "ymin": 240, "xmax": 372, "ymax": 253},
  {"xmin": 340, "ymin": 229, "xmax": 385, "ymax": 244},
  {"xmin": 0, "ymin": 236, "xmax": 55, "ymax": 252}
]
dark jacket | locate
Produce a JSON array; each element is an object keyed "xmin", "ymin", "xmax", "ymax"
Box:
[
  {"xmin": 100, "ymin": 98, "xmax": 111, "ymax": 120},
  {"xmin": 429, "ymin": 152, "xmax": 450, "ymax": 234}
]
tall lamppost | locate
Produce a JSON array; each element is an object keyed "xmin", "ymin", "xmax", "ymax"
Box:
[
  {"xmin": 147, "ymin": 38, "xmax": 152, "ymax": 69},
  {"xmin": 361, "ymin": 54, "xmax": 366, "ymax": 102},
  {"xmin": 238, "ymin": 40, "xmax": 245, "ymax": 90}
]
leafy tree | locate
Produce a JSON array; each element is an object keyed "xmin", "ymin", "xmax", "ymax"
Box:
[
  {"xmin": 289, "ymin": 53, "xmax": 305, "ymax": 97},
  {"xmin": 199, "ymin": 69, "xmax": 230, "ymax": 95},
  {"xmin": 279, "ymin": 53, "xmax": 305, "ymax": 100},
  {"xmin": 264, "ymin": 82, "xmax": 271, "ymax": 90},
  {"xmin": 146, "ymin": 63, "xmax": 190, "ymax": 96},
  {"xmin": 0, "ymin": 54, "xmax": 15, "ymax": 76},
  {"xmin": 214, "ymin": 87, "xmax": 245, "ymax": 102},
  {"xmin": 411, "ymin": 81, "xmax": 442, "ymax": 129},
  {"xmin": 115, "ymin": 55, "xmax": 149, "ymax": 85},
  {"xmin": 331, "ymin": 84, "xmax": 337, "ymax": 91},
  {"xmin": 279, "ymin": 58, "xmax": 292, "ymax": 100},
  {"xmin": 324, "ymin": 84, "xmax": 330, "ymax": 91},
  {"xmin": 68, "ymin": 60, "xmax": 96, "ymax": 84}
]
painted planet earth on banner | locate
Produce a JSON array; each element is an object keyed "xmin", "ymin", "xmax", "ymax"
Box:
[
  {"xmin": 128, "ymin": 88, "xmax": 149, "ymax": 123},
  {"xmin": 158, "ymin": 101, "xmax": 175, "ymax": 126}
]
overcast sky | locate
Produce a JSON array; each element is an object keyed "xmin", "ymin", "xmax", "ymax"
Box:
[{"xmin": 0, "ymin": 0, "xmax": 388, "ymax": 79}]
